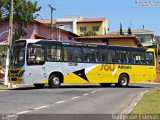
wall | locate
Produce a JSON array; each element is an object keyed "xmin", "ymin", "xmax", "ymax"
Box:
[
  {"xmin": 77, "ymin": 22, "xmax": 103, "ymax": 36},
  {"xmin": 135, "ymin": 34, "xmax": 153, "ymax": 46},
  {"xmin": 108, "ymin": 39, "xmax": 137, "ymax": 47},
  {"xmin": 76, "ymin": 38, "xmax": 138, "ymax": 47},
  {"xmin": 56, "ymin": 22, "xmax": 73, "ymax": 32},
  {"xmin": 77, "ymin": 39, "xmax": 103, "ymax": 43},
  {"xmin": 0, "ymin": 20, "xmax": 76, "ymax": 42},
  {"xmin": 0, "ymin": 22, "xmax": 10, "ymax": 42}
]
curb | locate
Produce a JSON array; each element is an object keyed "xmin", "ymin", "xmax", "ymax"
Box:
[
  {"xmin": 119, "ymin": 90, "xmax": 148, "ymax": 114},
  {"xmin": 134, "ymin": 82, "xmax": 160, "ymax": 84}
]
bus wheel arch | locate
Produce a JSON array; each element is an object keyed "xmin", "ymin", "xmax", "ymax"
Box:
[
  {"xmin": 116, "ymin": 73, "xmax": 130, "ymax": 87},
  {"xmin": 48, "ymin": 72, "xmax": 64, "ymax": 88}
]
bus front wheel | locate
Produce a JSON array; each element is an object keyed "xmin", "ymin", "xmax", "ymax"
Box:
[
  {"xmin": 116, "ymin": 74, "xmax": 129, "ymax": 87},
  {"xmin": 49, "ymin": 74, "xmax": 61, "ymax": 88}
]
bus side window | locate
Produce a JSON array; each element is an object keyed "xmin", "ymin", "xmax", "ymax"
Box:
[
  {"xmin": 132, "ymin": 58, "xmax": 136, "ymax": 64},
  {"xmin": 47, "ymin": 45, "xmax": 62, "ymax": 61},
  {"xmin": 131, "ymin": 51, "xmax": 145, "ymax": 65},
  {"xmin": 108, "ymin": 49, "xmax": 116, "ymax": 63},
  {"xmin": 82, "ymin": 48, "xmax": 99, "ymax": 63},
  {"xmin": 64, "ymin": 46, "xmax": 81, "ymax": 62},
  {"xmin": 146, "ymin": 52, "xmax": 154, "ymax": 65}
]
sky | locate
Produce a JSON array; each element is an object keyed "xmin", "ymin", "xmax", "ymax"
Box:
[{"xmin": 32, "ymin": 0, "xmax": 160, "ymax": 35}]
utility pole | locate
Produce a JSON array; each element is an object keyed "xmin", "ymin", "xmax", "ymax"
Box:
[
  {"xmin": 48, "ymin": 4, "xmax": 56, "ymax": 40},
  {"xmin": 4, "ymin": 0, "xmax": 13, "ymax": 86}
]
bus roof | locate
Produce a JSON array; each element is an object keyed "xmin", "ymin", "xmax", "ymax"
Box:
[{"xmin": 15, "ymin": 39, "xmax": 147, "ymax": 51}]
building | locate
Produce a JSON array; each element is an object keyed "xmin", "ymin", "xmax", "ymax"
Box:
[
  {"xmin": 37, "ymin": 16, "xmax": 83, "ymax": 34},
  {"xmin": 110, "ymin": 29, "xmax": 155, "ymax": 47},
  {"xmin": 0, "ymin": 19, "xmax": 78, "ymax": 66},
  {"xmin": 0, "ymin": 19, "xmax": 78, "ymax": 43},
  {"xmin": 77, "ymin": 18, "xmax": 108, "ymax": 36},
  {"xmin": 74, "ymin": 34, "xmax": 143, "ymax": 47},
  {"xmin": 36, "ymin": 16, "xmax": 108, "ymax": 36}
]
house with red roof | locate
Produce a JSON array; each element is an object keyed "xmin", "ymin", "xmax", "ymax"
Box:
[
  {"xmin": 0, "ymin": 19, "xmax": 78, "ymax": 44},
  {"xmin": 36, "ymin": 16, "xmax": 108, "ymax": 36},
  {"xmin": 75, "ymin": 34, "xmax": 143, "ymax": 47},
  {"xmin": 77, "ymin": 18, "xmax": 108, "ymax": 36}
]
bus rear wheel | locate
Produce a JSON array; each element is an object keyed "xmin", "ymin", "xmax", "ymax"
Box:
[
  {"xmin": 49, "ymin": 74, "xmax": 61, "ymax": 88},
  {"xmin": 100, "ymin": 83, "xmax": 112, "ymax": 87},
  {"xmin": 117, "ymin": 74, "xmax": 129, "ymax": 87},
  {"xmin": 34, "ymin": 84, "xmax": 45, "ymax": 89}
]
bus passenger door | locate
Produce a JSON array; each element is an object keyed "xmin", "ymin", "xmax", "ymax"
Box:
[{"xmin": 25, "ymin": 44, "xmax": 47, "ymax": 84}]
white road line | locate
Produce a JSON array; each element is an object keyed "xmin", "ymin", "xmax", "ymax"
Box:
[
  {"xmin": 35, "ymin": 105, "xmax": 49, "ymax": 110},
  {"xmin": 16, "ymin": 92, "xmax": 93, "ymax": 114},
  {"xmin": 83, "ymin": 93, "xmax": 89, "ymax": 96},
  {"xmin": 133, "ymin": 103, "xmax": 137, "ymax": 107},
  {"xmin": 0, "ymin": 90, "xmax": 8, "ymax": 92},
  {"xmin": 127, "ymin": 90, "xmax": 148, "ymax": 114},
  {"xmin": 71, "ymin": 96, "xmax": 80, "ymax": 100},
  {"xmin": 17, "ymin": 110, "xmax": 30, "ymax": 114},
  {"xmin": 91, "ymin": 91, "xmax": 96, "ymax": 94},
  {"xmin": 128, "ymin": 108, "xmax": 132, "ymax": 114},
  {"xmin": 55, "ymin": 100, "xmax": 66, "ymax": 104}
]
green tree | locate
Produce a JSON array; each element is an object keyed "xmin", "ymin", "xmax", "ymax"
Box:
[
  {"xmin": 0, "ymin": 0, "xmax": 41, "ymax": 40},
  {"xmin": 82, "ymin": 30, "xmax": 97, "ymax": 36},
  {"xmin": 120, "ymin": 23, "xmax": 124, "ymax": 35},
  {"xmin": 128, "ymin": 27, "xmax": 132, "ymax": 35}
]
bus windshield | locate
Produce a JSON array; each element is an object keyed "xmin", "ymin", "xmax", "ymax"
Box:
[
  {"xmin": 10, "ymin": 41, "xmax": 26, "ymax": 68},
  {"xmin": 10, "ymin": 46, "xmax": 25, "ymax": 68}
]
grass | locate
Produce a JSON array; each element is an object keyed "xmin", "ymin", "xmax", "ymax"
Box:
[{"xmin": 130, "ymin": 88, "xmax": 160, "ymax": 114}]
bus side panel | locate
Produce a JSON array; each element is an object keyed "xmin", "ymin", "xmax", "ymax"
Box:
[
  {"xmin": 63, "ymin": 63, "xmax": 97, "ymax": 83},
  {"xmin": 86, "ymin": 64, "xmax": 117, "ymax": 83}
]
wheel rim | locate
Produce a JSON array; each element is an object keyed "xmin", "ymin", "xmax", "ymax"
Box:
[
  {"xmin": 52, "ymin": 77, "xmax": 60, "ymax": 86},
  {"xmin": 121, "ymin": 77, "xmax": 128, "ymax": 86}
]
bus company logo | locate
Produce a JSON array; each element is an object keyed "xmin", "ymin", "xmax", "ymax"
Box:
[
  {"xmin": 100, "ymin": 64, "xmax": 115, "ymax": 71},
  {"xmin": 118, "ymin": 65, "xmax": 132, "ymax": 69},
  {"xmin": 135, "ymin": 0, "xmax": 160, "ymax": 7}
]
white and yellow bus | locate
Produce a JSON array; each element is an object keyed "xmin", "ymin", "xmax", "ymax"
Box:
[{"xmin": 8, "ymin": 39, "xmax": 156, "ymax": 88}]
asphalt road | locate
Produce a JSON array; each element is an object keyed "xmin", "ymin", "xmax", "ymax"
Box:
[{"xmin": 0, "ymin": 83, "xmax": 159, "ymax": 120}]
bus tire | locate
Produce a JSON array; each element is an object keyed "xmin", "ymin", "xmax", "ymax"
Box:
[
  {"xmin": 100, "ymin": 83, "xmax": 112, "ymax": 87},
  {"xmin": 34, "ymin": 84, "xmax": 45, "ymax": 89},
  {"xmin": 117, "ymin": 74, "xmax": 129, "ymax": 87},
  {"xmin": 49, "ymin": 74, "xmax": 61, "ymax": 88}
]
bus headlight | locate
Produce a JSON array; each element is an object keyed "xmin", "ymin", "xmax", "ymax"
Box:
[{"xmin": 18, "ymin": 70, "xmax": 25, "ymax": 77}]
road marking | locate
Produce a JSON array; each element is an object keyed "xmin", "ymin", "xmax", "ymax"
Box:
[
  {"xmin": 16, "ymin": 90, "xmax": 100, "ymax": 114},
  {"xmin": 127, "ymin": 90, "xmax": 148, "ymax": 114},
  {"xmin": 17, "ymin": 110, "xmax": 30, "ymax": 114},
  {"xmin": 55, "ymin": 100, "xmax": 66, "ymax": 104},
  {"xmin": 71, "ymin": 96, "xmax": 80, "ymax": 100},
  {"xmin": 91, "ymin": 91, "xmax": 96, "ymax": 94},
  {"xmin": 0, "ymin": 90, "xmax": 8, "ymax": 92},
  {"xmin": 35, "ymin": 105, "xmax": 49, "ymax": 110},
  {"xmin": 83, "ymin": 93, "xmax": 89, "ymax": 96}
]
